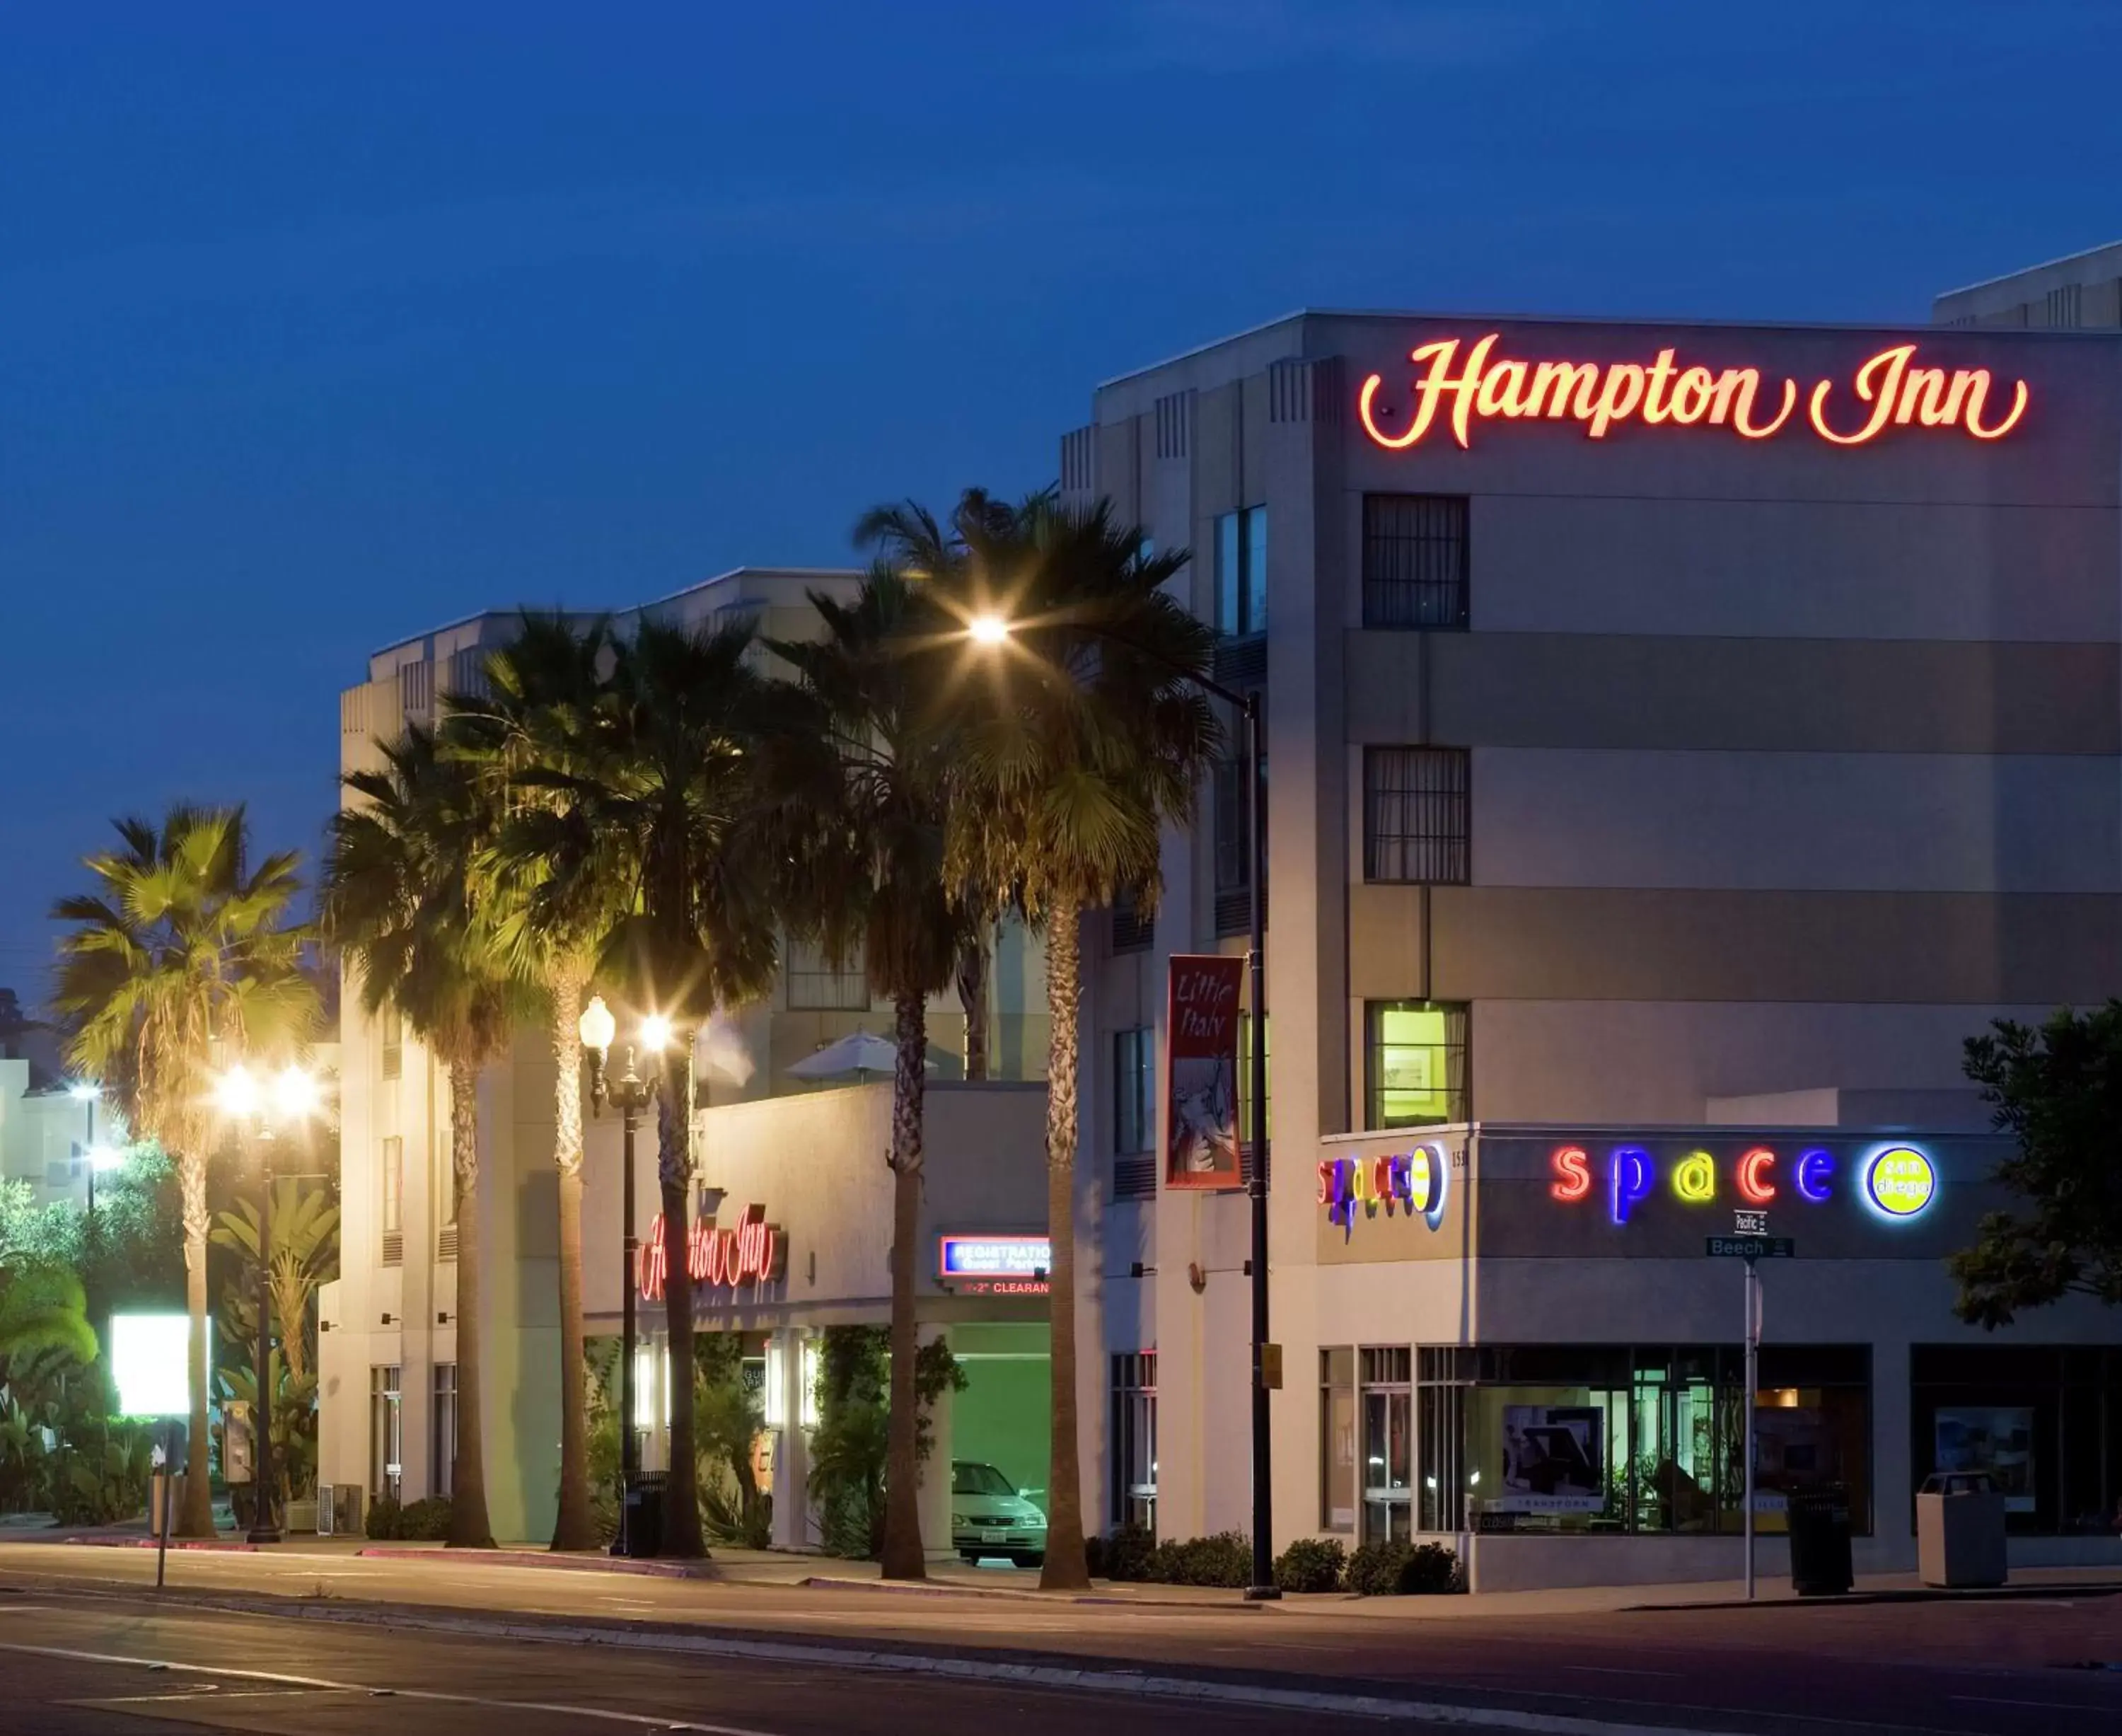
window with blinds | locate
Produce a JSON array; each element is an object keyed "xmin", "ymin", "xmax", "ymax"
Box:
[
  {"xmin": 1364, "ymin": 746, "xmax": 1470, "ymax": 884},
  {"xmin": 1363, "ymin": 494, "xmax": 1468, "ymax": 629}
]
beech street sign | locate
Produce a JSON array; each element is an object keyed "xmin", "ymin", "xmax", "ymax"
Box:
[{"xmin": 1706, "ymin": 1235, "xmax": 1795, "ymax": 1260}]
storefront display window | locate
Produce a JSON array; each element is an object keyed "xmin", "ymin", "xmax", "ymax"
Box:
[
  {"xmin": 1110, "ymin": 1352, "xmax": 1157, "ymax": 1533},
  {"xmin": 1320, "ymin": 1348, "xmax": 1356, "ymax": 1532},
  {"xmin": 1911, "ymin": 1346, "xmax": 2122, "ymax": 1534},
  {"xmin": 1415, "ymin": 1344, "xmax": 1871, "ymax": 1537}
]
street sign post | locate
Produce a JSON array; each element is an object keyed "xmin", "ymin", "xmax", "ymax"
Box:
[{"xmin": 1705, "ymin": 1235, "xmax": 1794, "ymax": 1260}]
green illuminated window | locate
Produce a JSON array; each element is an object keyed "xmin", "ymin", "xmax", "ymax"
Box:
[{"xmin": 1365, "ymin": 1000, "xmax": 1468, "ymax": 1128}]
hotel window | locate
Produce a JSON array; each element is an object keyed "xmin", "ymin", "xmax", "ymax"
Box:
[
  {"xmin": 380, "ymin": 1136, "xmax": 404, "ymax": 1266},
  {"xmin": 1111, "ymin": 1352, "xmax": 1158, "ymax": 1532},
  {"xmin": 437, "ymin": 1125, "xmax": 460, "ymax": 1261},
  {"xmin": 1113, "ymin": 1028, "xmax": 1156, "ymax": 1199},
  {"xmin": 1110, "ymin": 887, "xmax": 1153, "ymax": 954},
  {"xmin": 1212, "ymin": 756, "xmax": 1265, "ymax": 937},
  {"xmin": 784, "ymin": 936, "xmax": 871, "ymax": 1011},
  {"xmin": 369, "ymin": 1365, "xmax": 402, "ymax": 1504},
  {"xmin": 1320, "ymin": 1347, "xmax": 1357, "ymax": 1532},
  {"xmin": 1364, "ymin": 747, "xmax": 1470, "ymax": 884},
  {"xmin": 1360, "ymin": 1346, "xmax": 1413, "ymax": 1543},
  {"xmin": 1365, "ymin": 1001, "xmax": 1469, "ymax": 1128},
  {"xmin": 432, "ymin": 1363, "xmax": 458, "ymax": 1498},
  {"xmin": 379, "ymin": 1002, "xmax": 402, "ymax": 1081},
  {"xmin": 1214, "ymin": 505, "xmax": 1268, "ymax": 637},
  {"xmin": 1363, "ymin": 494, "xmax": 1468, "ymax": 629}
]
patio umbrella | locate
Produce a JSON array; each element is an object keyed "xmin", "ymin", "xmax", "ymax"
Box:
[{"xmin": 786, "ymin": 1029, "xmax": 901, "ymax": 1082}]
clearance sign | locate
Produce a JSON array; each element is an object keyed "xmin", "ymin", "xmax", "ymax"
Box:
[{"xmin": 1359, "ymin": 335, "xmax": 2030, "ymax": 451}]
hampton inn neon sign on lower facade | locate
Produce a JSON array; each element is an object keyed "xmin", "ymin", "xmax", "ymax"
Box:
[
  {"xmin": 1359, "ymin": 335, "xmax": 2030, "ymax": 451},
  {"xmin": 639, "ymin": 1204, "xmax": 786, "ymax": 1302}
]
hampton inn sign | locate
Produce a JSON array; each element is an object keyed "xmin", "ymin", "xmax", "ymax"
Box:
[{"xmin": 1359, "ymin": 335, "xmax": 2031, "ymax": 451}]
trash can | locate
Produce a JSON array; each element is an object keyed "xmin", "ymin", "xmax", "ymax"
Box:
[
  {"xmin": 622, "ymin": 1471, "xmax": 667, "ymax": 1560},
  {"xmin": 1787, "ymin": 1486, "xmax": 1854, "ymax": 1596},
  {"xmin": 1918, "ymin": 1471, "xmax": 2007, "ymax": 1588}
]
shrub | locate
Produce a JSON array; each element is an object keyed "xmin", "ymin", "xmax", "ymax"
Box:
[
  {"xmin": 1088, "ymin": 1523, "xmax": 1156, "ymax": 1582},
  {"xmin": 1273, "ymin": 1536, "xmax": 1347, "ymax": 1593},
  {"xmin": 1149, "ymin": 1531, "xmax": 1253, "ymax": 1588},
  {"xmin": 363, "ymin": 1495, "xmax": 401, "ymax": 1539},
  {"xmin": 1347, "ymin": 1538, "xmax": 1462, "ymax": 1595},
  {"xmin": 398, "ymin": 1495, "xmax": 453, "ymax": 1540}
]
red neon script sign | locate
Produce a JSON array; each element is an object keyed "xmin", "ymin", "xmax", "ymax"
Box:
[
  {"xmin": 1359, "ymin": 335, "xmax": 2029, "ymax": 451},
  {"xmin": 639, "ymin": 1203, "xmax": 784, "ymax": 1301}
]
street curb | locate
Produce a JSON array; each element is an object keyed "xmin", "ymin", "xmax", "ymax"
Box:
[
  {"xmin": 356, "ymin": 1546, "xmax": 721, "ymax": 1579},
  {"xmin": 62, "ymin": 1538, "xmax": 261, "ymax": 1553},
  {"xmin": 1626, "ymin": 1580, "xmax": 2122, "ymax": 1613},
  {"xmin": 24, "ymin": 1582, "xmax": 1734, "ymax": 1736},
  {"xmin": 794, "ymin": 1573, "xmax": 1263, "ymax": 1611}
]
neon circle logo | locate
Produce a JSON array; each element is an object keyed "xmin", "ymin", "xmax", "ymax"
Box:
[{"xmin": 1862, "ymin": 1146, "xmax": 1937, "ymax": 1220}]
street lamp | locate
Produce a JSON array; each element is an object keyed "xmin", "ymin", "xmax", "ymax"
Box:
[
  {"xmin": 69, "ymin": 1082, "xmax": 107, "ymax": 1215},
  {"xmin": 968, "ymin": 613, "xmax": 1277, "ymax": 1599},
  {"xmin": 580, "ymin": 995, "xmax": 661, "ymax": 1558},
  {"xmin": 214, "ymin": 1059, "xmax": 322, "ymax": 1546}
]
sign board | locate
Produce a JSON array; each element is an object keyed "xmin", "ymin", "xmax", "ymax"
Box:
[
  {"xmin": 639, "ymin": 1204, "xmax": 785, "ymax": 1301},
  {"xmin": 1733, "ymin": 1209, "xmax": 1769, "ymax": 1236},
  {"xmin": 110, "ymin": 1312, "xmax": 202, "ymax": 1418},
  {"xmin": 1164, "ymin": 954, "xmax": 1244, "ymax": 1191},
  {"xmin": 937, "ymin": 1234, "xmax": 1050, "ymax": 1296},
  {"xmin": 1706, "ymin": 1235, "xmax": 1795, "ymax": 1261}
]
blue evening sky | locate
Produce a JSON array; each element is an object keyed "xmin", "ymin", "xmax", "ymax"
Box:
[{"xmin": 4, "ymin": 1, "xmax": 2118, "ymax": 996}]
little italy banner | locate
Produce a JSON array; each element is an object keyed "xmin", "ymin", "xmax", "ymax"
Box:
[{"xmin": 1165, "ymin": 953, "xmax": 1245, "ymax": 1191}]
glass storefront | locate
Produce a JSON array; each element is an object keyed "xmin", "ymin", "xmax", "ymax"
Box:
[
  {"xmin": 1912, "ymin": 1346, "xmax": 2122, "ymax": 1535},
  {"xmin": 1407, "ymin": 1344, "xmax": 1872, "ymax": 1537}
]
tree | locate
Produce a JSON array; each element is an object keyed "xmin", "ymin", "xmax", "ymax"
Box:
[
  {"xmin": 506, "ymin": 618, "xmax": 788, "ymax": 1557},
  {"xmin": 324, "ymin": 727, "xmax": 528, "ymax": 1547},
  {"xmin": 52, "ymin": 806, "xmax": 317, "ymax": 1537},
  {"xmin": 773, "ymin": 567, "xmax": 985, "ymax": 1579},
  {"xmin": 1952, "ymin": 1002, "xmax": 2122, "ymax": 1326},
  {"xmin": 453, "ymin": 614, "xmax": 635, "ymax": 1553},
  {"xmin": 0, "ymin": 1261, "xmax": 97, "ymax": 1371},
  {"xmin": 210, "ymin": 1177, "xmax": 340, "ymax": 1387},
  {"xmin": 870, "ymin": 491, "xmax": 1219, "ymax": 1589}
]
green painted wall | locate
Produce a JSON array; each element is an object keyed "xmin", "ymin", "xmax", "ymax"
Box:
[{"xmin": 948, "ymin": 1321, "xmax": 1050, "ymax": 1513}]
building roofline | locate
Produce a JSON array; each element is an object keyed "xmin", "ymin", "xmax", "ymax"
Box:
[{"xmin": 1933, "ymin": 238, "xmax": 2122, "ymax": 301}]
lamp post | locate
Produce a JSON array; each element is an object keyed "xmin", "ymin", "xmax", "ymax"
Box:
[
  {"xmin": 69, "ymin": 1082, "xmax": 101, "ymax": 1215},
  {"xmin": 580, "ymin": 995, "xmax": 661, "ymax": 1558},
  {"xmin": 966, "ymin": 614, "xmax": 1277, "ymax": 1601},
  {"xmin": 215, "ymin": 1060, "xmax": 322, "ymax": 1546}
]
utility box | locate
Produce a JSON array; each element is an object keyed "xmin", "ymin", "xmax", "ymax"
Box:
[
  {"xmin": 1787, "ymin": 1487, "xmax": 1854, "ymax": 1596},
  {"xmin": 1917, "ymin": 1471, "xmax": 2007, "ymax": 1588}
]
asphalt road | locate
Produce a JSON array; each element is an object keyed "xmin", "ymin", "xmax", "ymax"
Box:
[{"xmin": 4, "ymin": 1545, "xmax": 2121, "ymax": 1734}]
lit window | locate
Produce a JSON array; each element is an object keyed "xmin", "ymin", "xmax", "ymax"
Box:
[
  {"xmin": 1366, "ymin": 1001, "xmax": 1468, "ymax": 1128},
  {"xmin": 1214, "ymin": 506, "xmax": 1267, "ymax": 637}
]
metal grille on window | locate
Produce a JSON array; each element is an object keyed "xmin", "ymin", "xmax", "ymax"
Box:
[
  {"xmin": 1363, "ymin": 494, "xmax": 1468, "ymax": 629},
  {"xmin": 1110, "ymin": 889, "xmax": 1153, "ymax": 954},
  {"xmin": 1113, "ymin": 1028, "xmax": 1156, "ymax": 1199},
  {"xmin": 1364, "ymin": 747, "xmax": 1470, "ymax": 884},
  {"xmin": 370, "ymin": 1365, "xmax": 402, "ymax": 1504},
  {"xmin": 433, "ymin": 1364, "xmax": 458, "ymax": 1497},
  {"xmin": 784, "ymin": 937, "xmax": 871, "ymax": 1011},
  {"xmin": 1213, "ymin": 756, "xmax": 1265, "ymax": 938},
  {"xmin": 1111, "ymin": 1352, "xmax": 1158, "ymax": 1532},
  {"xmin": 380, "ymin": 1135, "xmax": 403, "ymax": 1267},
  {"xmin": 379, "ymin": 1002, "xmax": 402, "ymax": 1082}
]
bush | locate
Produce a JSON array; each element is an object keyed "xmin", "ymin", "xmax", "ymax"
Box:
[
  {"xmin": 1087, "ymin": 1522, "xmax": 1156, "ymax": 1582},
  {"xmin": 363, "ymin": 1493, "xmax": 453, "ymax": 1540},
  {"xmin": 1149, "ymin": 1531, "xmax": 1253, "ymax": 1588},
  {"xmin": 1347, "ymin": 1538, "xmax": 1461, "ymax": 1596},
  {"xmin": 1273, "ymin": 1537, "xmax": 1347, "ymax": 1593}
]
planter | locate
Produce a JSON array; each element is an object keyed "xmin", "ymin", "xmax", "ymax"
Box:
[{"xmin": 284, "ymin": 1498, "xmax": 319, "ymax": 1535}]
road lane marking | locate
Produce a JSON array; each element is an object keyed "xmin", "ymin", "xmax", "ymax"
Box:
[{"xmin": 0, "ymin": 1639, "xmax": 782, "ymax": 1734}]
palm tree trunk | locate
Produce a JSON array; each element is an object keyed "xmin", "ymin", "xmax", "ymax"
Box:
[
  {"xmin": 956, "ymin": 931, "xmax": 989, "ymax": 1082},
  {"xmin": 659, "ymin": 1033, "xmax": 707, "ymax": 1558},
  {"xmin": 1038, "ymin": 903, "xmax": 1090, "ymax": 1590},
  {"xmin": 549, "ymin": 966, "xmax": 596, "ymax": 1551},
  {"xmin": 447, "ymin": 1058, "xmax": 496, "ymax": 1546},
  {"xmin": 177, "ymin": 1152, "xmax": 216, "ymax": 1538},
  {"xmin": 880, "ymin": 988, "xmax": 928, "ymax": 1579}
]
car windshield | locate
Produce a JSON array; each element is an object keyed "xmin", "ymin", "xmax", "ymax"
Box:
[{"xmin": 952, "ymin": 1462, "xmax": 1015, "ymax": 1497}]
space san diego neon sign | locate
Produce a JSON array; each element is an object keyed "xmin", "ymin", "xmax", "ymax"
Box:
[
  {"xmin": 1359, "ymin": 335, "xmax": 2029, "ymax": 451},
  {"xmin": 1548, "ymin": 1142, "xmax": 1938, "ymax": 1225},
  {"xmin": 1318, "ymin": 1144, "xmax": 1448, "ymax": 1238}
]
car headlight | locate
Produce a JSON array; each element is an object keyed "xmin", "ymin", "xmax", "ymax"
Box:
[
  {"xmin": 951, "ymin": 1512, "xmax": 968, "ymax": 1527},
  {"xmin": 1026, "ymin": 1509, "xmax": 1047, "ymax": 1527}
]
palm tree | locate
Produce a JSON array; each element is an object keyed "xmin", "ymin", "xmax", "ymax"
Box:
[
  {"xmin": 210, "ymin": 1178, "xmax": 340, "ymax": 1387},
  {"xmin": 451, "ymin": 614, "xmax": 634, "ymax": 1553},
  {"xmin": 869, "ymin": 492, "xmax": 1219, "ymax": 1590},
  {"xmin": 52, "ymin": 806, "xmax": 317, "ymax": 1539},
  {"xmin": 323, "ymin": 727, "xmax": 527, "ymax": 1549},
  {"xmin": 773, "ymin": 567, "xmax": 984, "ymax": 1579},
  {"xmin": 507, "ymin": 618, "xmax": 787, "ymax": 1558}
]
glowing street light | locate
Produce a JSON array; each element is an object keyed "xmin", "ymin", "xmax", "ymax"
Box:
[
  {"xmin": 269, "ymin": 1064, "xmax": 322, "ymax": 1121},
  {"xmin": 637, "ymin": 1012, "xmax": 673, "ymax": 1053},
  {"xmin": 69, "ymin": 1080, "xmax": 99, "ymax": 1103},
  {"xmin": 966, "ymin": 613, "xmax": 1011, "ymax": 647},
  {"xmin": 214, "ymin": 1064, "xmax": 262, "ymax": 1119}
]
